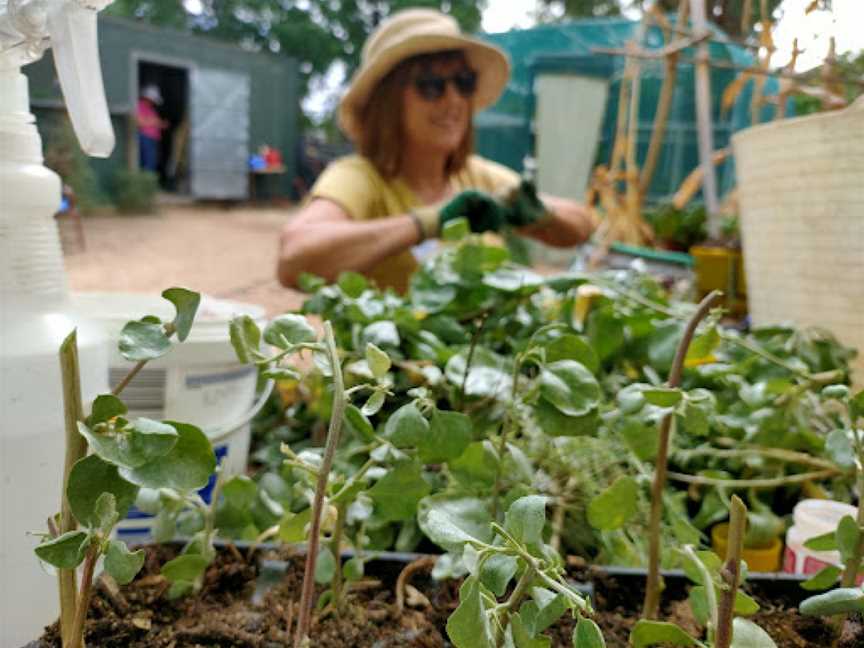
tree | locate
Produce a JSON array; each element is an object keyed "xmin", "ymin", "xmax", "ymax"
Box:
[
  {"xmin": 107, "ymin": 1, "xmax": 485, "ymax": 114},
  {"xmin": 536, "ymin": 0, "xmax": 784, "ymax": 38}
]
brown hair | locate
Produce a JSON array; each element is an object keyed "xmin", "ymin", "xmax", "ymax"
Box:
[{"xmin": 356, "ymin": 50, "xmax": 475, "ymax": 179}]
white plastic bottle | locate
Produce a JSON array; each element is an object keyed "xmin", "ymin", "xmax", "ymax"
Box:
[{"xmin": 0, "ymin": 1, "xmax": 115, "ymax": 645}]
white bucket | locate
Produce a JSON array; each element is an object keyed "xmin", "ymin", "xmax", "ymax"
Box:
[
  {"xmin": 71, "ymin": 292, "xmax": 269, "ymax": 539},
  {"xmin": 783, "ymin": 499, "xmax": 860, "ymax": 580}
]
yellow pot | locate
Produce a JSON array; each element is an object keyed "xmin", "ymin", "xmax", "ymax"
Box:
[{"xmin": 711, "ymin": 523, "xmax": 783, "ymax": 572}]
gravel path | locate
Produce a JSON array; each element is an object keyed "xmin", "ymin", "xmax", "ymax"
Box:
[{"xmin": 62, "ymin": 204, "xmax": 306, "ymax": 317}]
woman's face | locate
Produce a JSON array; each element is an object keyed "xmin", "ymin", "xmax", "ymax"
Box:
[{"xmin": 401, "ymin": 55, "xmax": 474, "ymax": 157}]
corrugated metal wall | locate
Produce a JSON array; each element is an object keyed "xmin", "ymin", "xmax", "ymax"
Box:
[{"xmin": 25, "ymin": 16, "xmax": 299, "ymax": 200}]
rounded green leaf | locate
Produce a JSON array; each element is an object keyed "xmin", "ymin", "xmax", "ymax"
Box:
[
  {"xmin": 510, "ymin": 612, "xmax": 551, "ymax": 648},
  {"xmin": 119, "ymin": 422, "xmax": 215, "ymax": 491},
  {"xmin": 368, "ymin": 461, "xmax": 431, "ymax": 522},
  {"xmin": 629, "ymin": 620, "xmax": 702, "ymax": 647},
  {"xmin": 79, "ymin": 418, "xmax": 178, "ymax": 469},
  {"xmin": 573, "ymin": 617, "xmax": 606, "ymax": 648},
  {"xmin": 119, "ymin": 320, "xmax": 171, "ymax": 361},
  {"xmin": 35, "ymin": 531, "xmax": 90, "ymax": 569},
  {"xmin": 229, "ymin": 314, "xmax": 261, "ymax": 363},
  {"xmin": 800, "ymin": 587, "xmax": 864, "ymax": 616},
  {"xmin": 446, "ymin": 576, "xmax": 495, "ymax": 648},
  {"xmin": 343, "ymin": 557, "xmax": 364, "ymax": 582},
  {"xmin": 88, "ymin": 394, "xmax": 127, "ymax": 426},
  {"xmin": 67, "ymin": 454, "xmax": 139, "ymax": 527},
  {"xmin": 314, "ymin": 547, "xmax": 336, "ymax": 584},
  {"xmin": 344, "ymin": 404, "xmax": 376, "ymax": 442},
  {"xmin": 533, "ymin": 400, "xmax": 599, "ymax": 438},
  {"xmin": 826, "ymin": 430, "xmax": 855, "ymax": 470},
  {"xmin": 539, "ymin": 360, "xmax": 600, "ymax": 417},
  {"xmin": 361, "ymin": 390, "xmax": 386, "ymax": 417},
  {"xmin": 105, "ymin": 539, "xmax": 145, "ymax": 585},
  {"xmin": 162, "ymin": 287, "xmax": 200, "ymax": 342},
  {"xmin": 263, "ymin": 314, "xmax": 316, "ymax": 349},
  {"xmin": 418, "ymin": 495, "xmax": 493, "ymax": 553},
  {"xmin": 384, "ymin": 402, "xmax": 429, "ymax": 448},
  {"xmin": 365, "ymin": 342, "xmax": 391, "ymax": 380},
  {"xmin": 545, "ymin": 335, "xmax": 600, "ymax": 375},
  {"xmin": 641, "ymin": 387, "xmax": 683, "ymax": 408},
  {"xmin": 418, "ymin": 410, "xmax": 473, "ymax": 463},
  {"xmin": 448, "ymin": 441, "xmax": 499, "ymax": 489},
  {"xmin": 588, "ymin": 476, "xmax": 639, "ymax": 531},
  {"xmin": 730, "ymin": 618, "xmax": 776, "ymax": 648},
  {"xmin": 222, "ymin": 474, "xmax": 258, "ymax": 509},
  {"xmin": 337, "ymin": 271, "xmax": 368, "ymax": 297},
  {"xmin": 161, "ymin": 553, "xmax": 209, "ymax": 584},
  {"xmin": 505, "ymin": 495, "xmax": 548, "ymax": 546},
  {"xmin": 363, "ymin": 320, "xmax": 400, "ymax": 349},
  {"xmin": 802, "ymin": 565, "xmax": 842, "ymax": 591},
  {"xmin": 804, "ymin": 530, "xmax": 837, "ymax": 552},
  {"xmin": 837, "ymin": 514, "xmax": 861, "ymax": 563},
  {"xmin": 479, "ymin": 553, "xmax": 518, "ymax": 597}
]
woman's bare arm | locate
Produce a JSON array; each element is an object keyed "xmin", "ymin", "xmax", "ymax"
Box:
[
  {"xmin": 277, "ymin": 198, "xmax": 421, "ymax": 288},
  {"xmin": 518, "ymin": 194, "xmax": 596, "ymax": 247}
]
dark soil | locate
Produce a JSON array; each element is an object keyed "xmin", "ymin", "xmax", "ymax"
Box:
[{"xmin": 35, "ymin": 545, "xmax": 863, "ymax": 647}]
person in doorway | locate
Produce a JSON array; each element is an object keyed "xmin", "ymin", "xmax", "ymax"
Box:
[
  {"xmin": 136, "ymin": 84, "xmax": 169, "ymax": 173},
  {"xmin": 277, "ymin": 8, "xmax": 595, "ymax": 293}
]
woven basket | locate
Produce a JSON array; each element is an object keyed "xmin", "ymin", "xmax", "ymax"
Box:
[{"xmin": 732, "ymin": 97, "xmax": 864, "ymax": 383}]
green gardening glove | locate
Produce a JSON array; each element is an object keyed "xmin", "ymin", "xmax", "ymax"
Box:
[
  {"xmin": 439, "ymin": 190, "xmax": 509, "ymax": 233},
  {"xmin": 503, "ymin": 180, "xmax": 549, "ymax": 227}
]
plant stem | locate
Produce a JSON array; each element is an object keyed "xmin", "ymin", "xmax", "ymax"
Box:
[
  {"xmin": 330, "ymin": 501, "xmax": 347, "ymax": 614},
  {"xmin": 111, "ymin": 360, "xmax": 146, "ymax": 396},
  {"xmin": 491, "ymin": 355, "xmax": 523, "ymax": 520},
  {"xmin": 58, "ymin": 332, "xmax": 88, "ymax": 646},
  {"xmin": 841, "ymin": 468, "xmax": 864, "ymax": 587},
  {"xmin": 502, "ymin": 565, "xmax": 535, "ymax": 614},
  {"xmin": 67, "ymin": 543, "xmax": 99, "ymax": 648},
  {"xmin": 677, "ymin": 445, "xmax": 840, "ymax": 471},
  {"xmin": 667, "ymin": 468, "xmax": 839, "ymax": 489},
  {"xmin": 458, "ymin": 312, "xmax": 490, "ymax": 409},
  {"xmin": 716, "ymin": 495, "xmax": 747, "ymax": 648},
  {"xmin": 643, "ymin": 290, "xmax": 722, "ymax": 620},
  {"xmin": 294, "ymin": 321, "xmax": 345, "ymax": 648}
]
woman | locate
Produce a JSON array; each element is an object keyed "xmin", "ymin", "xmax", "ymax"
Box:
[{"xmin": 277, "ymin": 8, "xmax": 594, "ymax": 293}]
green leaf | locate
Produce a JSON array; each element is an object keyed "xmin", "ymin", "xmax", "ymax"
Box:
[
  {"xmin": 298, "ymin": 272, "xmax": 325, "ymax": 293},
  {"xmin": 480, "ymin": 553, "xmax": 518, "ymax": 597},
  {"xmin": 222, "ymin": 475, "xmax": 258, "ymax": 509},
  {"xmin": 446, "ymin": 576, "xmax": 495, "ymax": 648},
  {"xmin": 34, "ymin": 531, "xmax": 89, "ymax": 569},
  {"xmin": 822, "ymin": 384, "xmax": 850, "ymax": 400},
  {"xmin": 585, "ymin": 307, "xmax": 625, "ymax": 362},
  {"xmin": 524, "ymin": 588, "xmax": 568, "ymax": 634},
  {"xmin": 449, "ymin": 441, "xmax": 499, "ymax": 489},
  {"xmin": 679, "ymin": 396, "xmax": 712, "ymax": 438},
  {"xmin": 572, "ymin": 617, "xmax": 606, "ymax": 648},
  {"xmin": 533, "ymin": 401, "xmax": 598, "ymax": 438},
  {"xmin": 314, "ymin": 547, "xmax": 336, "ymax": 584},
  {"xmin": 735, "ymin": 590, "xmax": 761, "ymax": 616},
  {"xmin": 344, "ymin": 405, "xmax": 376, "ymax": 442},
  {"xmin": 482, "ymin": 266, "xmax": 544, "ymax": 292},
  {"xmin": 119, "ymin": 320, "xmax": 170, "ymax": 361},
  {"xmin": 730, "ymin": 618, "xmax": 777, "ymax": 648},
  {"xmin": 363, "ymin": 320, "xmax": 401, "ymax": 349},
  {"xmin": 365, "ymin": 343, "xmax": 391, "ymax": 379},
  {"xmin": 278, "ymin": 508, "xmax": 312, "ymax": 543},
  {"xmin": 337, "ymin": 271, "xmax": 368, "ymax": 297},
  {"xmin": 104, "ymin": 539, "xmax": 145, "ymax": 585},
  {"xmin": 119, "ymin": 422, "xmax": 215, "ymax": 491},
  {"xmin": 442, "ymin": 217, "xmax": 471, "ymax": 240},
  {"xmin": 343, "ymin": 557, "xmax": 364, "ymax": 582},
  {"xmin": 161, "ymin": 553, "xmax": 209, "ymax": 585},
  {"xmin": 418, "ymin": 495, "xmax": 493, "ymax": 553},
  {"xmin": 681, "ymin": 550, "xmax": 722, "ymax": 585},
  {"xmin": 384, "ymin": 402, "xmax": 429, "ymax": 448},
  {"xmin": 510, "ymin": 611, "xmax": 551, "ymax": 648},
  {"xmin": 361, "ymin": 390, "xmax": 386, "ymax": 417},
  {"xmin": 67, "ymin": 455, "xmax": 139, "ymax": 528},
  {"xmin": 368, "ymin": 461, "xmax": 430, "ymax": 522},
  {"xmin": 629, "ymin": 620, "xmax": 703, "ymax": 647},
  {"xmin": 88, "ymin": 394, "xmax": 127, "ymax": 426},
  {"xmin": 162, "ymin": 287, "xmax": 200, "ymax": 342},
  {"xmin": 641, "ymin": 387, "xmax": 683, "ymax": 407},
  {"xmin": 539, "ymin": 360, "xmax": 601, "ymax": 417},
  {"xmin": 229, "ymin": 315, "xmax": 261, "ymax": 363},
  {"xmin": 800, "ymin": 587, "xmax": 864, "ymax": 616},
  {"xmin": 836, "ymin": 515, "xmax": 860, "ymax": 563},
  {"xmin": 79, "ymin": 418, "xmax": 178, "ymax": 468},
  {"xmin": 850, "ymin": 389, "xmax": 864, "ymax": 420},
  {"xmin": 686, "ymin": 326, "xmax": 720, "ymax": 362},
  {"xmin": 418, "ymin": 410, "xmax": 473, "ymax": 463},
  {"xmin": 618, "ymin": 418, "xmax": 658, "ymax": 461},
  {"xmin": 445, "ymin": 346, "xmax": 513, "ymax": 400},
  {"xmin": 804, "ymin": 531, "xmax": 837, "ymax": 552},
  {"xmin": 263, "ymin": 314, "xmax": 316, "ymax": 349},
  {"xmin": 93, "ymin": 492, "xmax": 119, "ymax": 534},
  {"xmin": 801, "ymin": 565, "xmax": 842, "ymax": 591},
  {"xmin": 587, "ymin": 476, "xmax": 639, "ymax": 531},
  {"xmin": 826, "ymin": 430, "xmax": 855, "ymax": 470},
  {"xmin": 505, "ymin": 495, "xmax": 548, "ymax": 546},
  {"xmin": 545, "ymin": 335, "xmax": 599, "ymax": 374}
]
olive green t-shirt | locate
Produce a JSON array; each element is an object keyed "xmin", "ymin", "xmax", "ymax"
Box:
[{"xmin": 309, "ymin": 154, "xmax": 520, "ymax": 293}]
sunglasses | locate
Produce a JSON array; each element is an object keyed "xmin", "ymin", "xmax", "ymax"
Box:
[{"xmin": 412, "ymin": 69, "xmax": 478, "ymax": 101}]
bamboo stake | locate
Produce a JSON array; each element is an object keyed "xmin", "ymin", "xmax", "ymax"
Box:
[
  {"xmin": 640, "ymin": 0, "xmax": 690, "ymax": 195},
  {"xmin": 689, "ymin": 0, "xmax": 720, "ymax": 235},
  {"xmin": 58, "ymin": 331, "xmax": 88, "ymax": 647},
  {"xmin": 642, "ymin": 290, "xmax": 723, "ymax": 620}
]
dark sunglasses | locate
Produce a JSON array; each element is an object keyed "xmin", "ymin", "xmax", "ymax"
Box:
[{"xmin": 412, "ymin": 69, "xmax": 478, "ymax": 101}]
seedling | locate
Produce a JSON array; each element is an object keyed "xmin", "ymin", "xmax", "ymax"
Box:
[
  {"xmin": 33, "ymin": 288, "xmax": 215, "ymax": 648},
  {"xmin": 797, "ymin": 385, "xmax": 864, "ymax": 621},
  {"xmin": 424, "ymin": 494, "xmax": 604, "ymax": 647}
]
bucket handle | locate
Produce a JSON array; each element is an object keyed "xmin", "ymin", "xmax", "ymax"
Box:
[{"xmin": 205, "ymin": 379, "xmax": 275, "ymax": 440}]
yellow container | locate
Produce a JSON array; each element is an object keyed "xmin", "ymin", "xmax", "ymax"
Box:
[
  {"xmin": 711, "ymin": 522, "xmax": 783, "ymax": 572},
  {"xmin": 690, "ymin": 246, "xmax": 747, "ymax": 316}
]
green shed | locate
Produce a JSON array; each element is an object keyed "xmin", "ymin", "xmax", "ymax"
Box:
[{"xmin": 24, "ymin": 16, "xmax": 300, "ymax": 201}]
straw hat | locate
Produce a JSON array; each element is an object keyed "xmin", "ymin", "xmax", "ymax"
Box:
[{"xmin": 338, "ymin": 8, "xmax": 510, "ymax": 142}]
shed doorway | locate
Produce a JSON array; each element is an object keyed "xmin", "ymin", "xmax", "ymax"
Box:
[{"xmin": 137, "ymin": 61, "xmax": 190, "ymax": 194}]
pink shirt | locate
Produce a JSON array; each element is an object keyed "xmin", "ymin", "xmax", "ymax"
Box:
[{"xmin": 137, "ymin": 99, "xmax": 162, "ymax": 140}]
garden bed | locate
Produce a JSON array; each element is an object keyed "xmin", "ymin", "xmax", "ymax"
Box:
[{"xmin": 32, "ymin": 543, "xmax": 863, "ymax": 647}]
